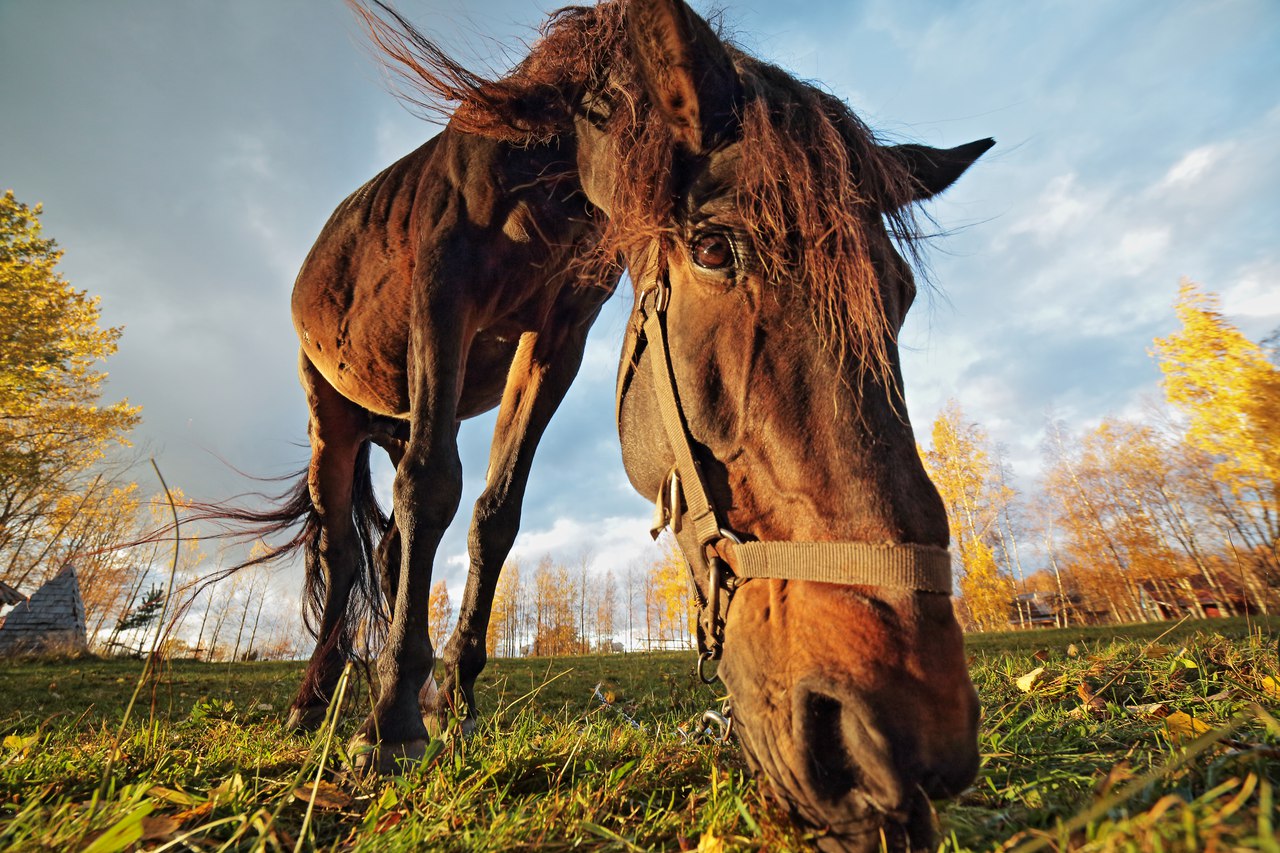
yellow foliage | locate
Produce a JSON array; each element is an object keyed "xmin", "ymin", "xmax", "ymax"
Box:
[
  {"xmin": 1, "ymin": 189, "xmax": 140, "ymax": 590},
  {"xmin": 922, "ymin": 400, "xmax": 1015, "ymax": 631},
  {"xmin": 1152, "ymin": 280, "xmax": 1280, "ymax": 500},
  {"xmin": 428, "ymin": 579, "xmax": 453, "ymax": 649}
]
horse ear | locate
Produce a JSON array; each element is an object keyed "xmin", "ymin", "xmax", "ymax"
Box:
[
  {"xmin": 625, "ymin": 0, "xmax": 742, "ymax": 153},
  {"xmin": 889, "ymin": 138, "xmax": 995, "ymax": 203}
]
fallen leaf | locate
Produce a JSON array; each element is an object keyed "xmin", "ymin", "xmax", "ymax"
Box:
[
  {"xmin": 1128, "ymin": 701, "xmax": 1169, "ymax": 719},
  {"xmin": 1066, "ymin": 644, "xmax": 1080, "ymax": 658},
  {"xmin": 172, "ymin": 800, "xmax": 215, "ymax": 825},
  {"xmin": 697, "ymin": 833, "xmax": 726, "ymax": 853},
  {"xmin": 1032, "ymin": 649, "xmax": 1050, "ymax": 662},
  {"xmin": 1144, "ymin": 644, "xmax": 1174, "ymax": 659},
  {"xmin": 293, "ymin": 780, "xmax": 351, "ymax": 811},
  {"xmin": 375, "ymin": 811, "xmax": 405, "ymax": 833},
  {"xmin": 1077, "ymin": 682, "xmax": 1107, "ymax": 713},
  {"xmin": 3, "ymin": 734, "xmax": 38, "ymax": 752},
  {"xmin": 140, "ymin": 815, "xmax": 181, "ymax": 842},
  {"xmin": 147, "ymin": 785, "xmax": 200, "ymax": 806},
  {"xmin": 1260, "ymin": 676, "xmax": 1280, "ymax": 701},
  {"xmin": 1016, "ymin": 667, "xmax": 1046, "ymax": 693},
  {"xmin": 1165, "ymin": 711, "xmax": 1213, "ymax": 743}
]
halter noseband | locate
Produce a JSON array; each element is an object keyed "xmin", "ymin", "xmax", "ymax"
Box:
[{"xmin": 616, "ymin": 263, "xmax": 952, "ymax": 662}]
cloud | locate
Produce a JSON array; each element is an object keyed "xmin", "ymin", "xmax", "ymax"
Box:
[{"xmin": 1158, "ymin": 143, "xmax": 1229, "ymax": 189}]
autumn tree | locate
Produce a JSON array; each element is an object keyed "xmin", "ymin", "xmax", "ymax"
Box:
[
  {"xmin": 428, "ymin": 579, "xmax": 454, "ymax": 650},
  {"xmin": 1151, "ymin": 280, "xmax": 1280, "ymax": 589},
  {"xmin": 922, "ymin": 401, "xmax": 1016, "ymax": 631},
  {"xmin": 530, "ymin": 557, "xmax": 582, "ymax": 656},
  {"xmin": 636, "ymin": 540, "xmax": 694, "ymax": 648},
  {"xmin": 488, "ymin": 560, "xmax": 524, "ymax": 657},
  {"xmin": 0, "ymin": 190, "xmax": 140, "ymax": 590},
  {"xmin": 594, "ymin": 568, "xmax": 618, "ymax": 650}
]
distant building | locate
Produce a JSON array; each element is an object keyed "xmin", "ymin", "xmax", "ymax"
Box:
[
  {"xmin": 0, "ymin": 566, "xmax": 89, "ymax": 655},
  {"xmin": 1009, "ymin": 591, "xmax": 1107, "ymax": 629}
]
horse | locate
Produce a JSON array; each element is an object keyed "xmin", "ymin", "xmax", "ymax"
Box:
[{"xmin": 257, "ymin": 1, "xmax": 993, "ymax": 848}]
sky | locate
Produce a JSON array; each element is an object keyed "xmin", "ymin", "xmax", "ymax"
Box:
[{"xmin": 3, "ymin": 0, "xmax": 1278, "ymax": 615}]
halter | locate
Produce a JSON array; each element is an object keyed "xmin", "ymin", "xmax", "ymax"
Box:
[{"xmin": 616, "ymin": 262, "xmax": 953, "ymax": 666}]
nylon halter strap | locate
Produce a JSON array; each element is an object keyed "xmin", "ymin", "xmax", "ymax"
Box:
[{"xmin": 618, "ymin": 265, "xmax": 953, "ymax": 661}]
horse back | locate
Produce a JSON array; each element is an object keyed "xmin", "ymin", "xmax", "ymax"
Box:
[{"xmin": 291, "ymin": 128, "xmax": 602, "ymax": 419}]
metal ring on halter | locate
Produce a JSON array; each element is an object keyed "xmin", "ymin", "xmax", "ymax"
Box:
[{"xmin": 697, "ymin": 651, "xmax": 719, "ymax": 684}]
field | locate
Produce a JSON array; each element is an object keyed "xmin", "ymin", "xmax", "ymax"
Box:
[{"xmin": 2, "ymin": 617, "xmax": 1278, "ymax": 851}]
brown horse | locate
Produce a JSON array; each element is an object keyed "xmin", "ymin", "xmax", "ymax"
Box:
[{"xmin": 266, "ymin": 0, "xmax": 992, "ymax": 848}]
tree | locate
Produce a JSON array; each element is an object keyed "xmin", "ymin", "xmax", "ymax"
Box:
[
  {"xmin": 428, "ymin": 579, "xmax": 454, "ymax": 650},
  {"xmin": 489, "ymin": 561, "xmax": 523, "ymax": 657},
  {"xmin": 922, "ymin": 401, "xmax": 1016, "ymax": 631},
  {"xmin": 594, "ymin": 568, "xmax": 618, "ymax": 649},
  {"xmin": 644, "ymin": 540, "xmax": 693, "ymax": 647},
  {"xmin": 530, "ymin": 556, "xmax": 581, "ymax": 656},
  {"xmin": 0, "ymin": 190, "xmax": 140, "ymax": 589},
  {"xmin": 112, "ymin": 583, "xmax": 166, "ymax": 657},
  {"xmin": 1151, "ymin": 280, "xmax": 1279, "ymax": 587}
]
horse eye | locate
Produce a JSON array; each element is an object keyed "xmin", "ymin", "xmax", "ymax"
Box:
[{"xmin": 690, "ymin": 234, "xmax": 734, "ymax": 270}]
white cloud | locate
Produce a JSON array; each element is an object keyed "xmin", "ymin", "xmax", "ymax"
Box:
[
  {"xmin": 1109, "ymin": 226, "xmax": 1172, "ymax": 277},
  {"xmin": 1158, "ymin": 143, "xmax": 1228, "ymax": 189},
  {"xmin": 1222, "ymin": 258, "xmax": 1280, "ymax": 327},
  {"xmin": 1004, "ymin": 173, "xmax": 1106, "ymax": 243}
]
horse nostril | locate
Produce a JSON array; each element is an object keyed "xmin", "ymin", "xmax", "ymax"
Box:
[{"xmin": 800, "ymin": 691, "xmax": 860, "ymax": 802}]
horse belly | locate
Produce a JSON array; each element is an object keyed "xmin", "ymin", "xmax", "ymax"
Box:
[{"xmin": 295, "ymin": 273, "xmax": 414, "ymax": 417}]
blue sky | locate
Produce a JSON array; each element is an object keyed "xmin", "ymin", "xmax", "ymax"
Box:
[{"xmin": 3, "ymin": 0, "xmax": 1277, "ymax": 607}]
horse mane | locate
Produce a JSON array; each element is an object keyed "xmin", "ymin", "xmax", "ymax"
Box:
[{"xmin": 352, "ymin": 0, "xmax": 926, "ymax": 383}]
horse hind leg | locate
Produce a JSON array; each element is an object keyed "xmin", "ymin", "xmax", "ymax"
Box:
[
  {"xmin": 286, "ymin": 352, "xmax": 375, "ymax": 731},
  {"xmin": 369, "ymin": 423, "xmax": 408, "ymax": 611}
]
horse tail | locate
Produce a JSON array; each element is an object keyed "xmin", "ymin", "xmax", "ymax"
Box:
[
  {"xmin": 187, "ymin": 440, "xmax": 389, "ymax": 654},
  {"xmin": 345, "ymin": 439, "xmax": 391, "ymax": 651}
]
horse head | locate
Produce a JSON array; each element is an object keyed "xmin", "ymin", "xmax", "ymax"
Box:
[{"xmin": 576, "ymin": 1, "xmax": 993, "ymax": 847}]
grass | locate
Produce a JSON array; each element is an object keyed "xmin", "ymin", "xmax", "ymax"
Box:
[{"xmin": 0, "ymin": 617, "xmax": 1277, "ymax": 851}]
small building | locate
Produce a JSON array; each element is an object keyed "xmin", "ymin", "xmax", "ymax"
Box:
[{"xmin": 0, "ymin": 566, "xmax": 89, "ymax": 656}]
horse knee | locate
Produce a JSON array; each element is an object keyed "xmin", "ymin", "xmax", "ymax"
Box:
[
  {"xmin": 468, "ymin": 494, "xmax": 520, "ymax": 568},
  {"xmin": 394, "ymin": 453, "xmax": 463, "ymax": 532}
]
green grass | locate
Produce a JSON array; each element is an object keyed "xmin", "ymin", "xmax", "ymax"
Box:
[{"xmin": 1, "ymin": 618, "xmax": 1278, "ymax": 851}]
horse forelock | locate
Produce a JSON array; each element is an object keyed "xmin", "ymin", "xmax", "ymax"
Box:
[{"xmin": 355, "ymin": 0, "xmax": 926, "ymax": 382}]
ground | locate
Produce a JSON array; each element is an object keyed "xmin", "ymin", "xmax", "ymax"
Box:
[{"xmin": 1, "ymin": 617, "xmax": 1278, "ymax": 851}]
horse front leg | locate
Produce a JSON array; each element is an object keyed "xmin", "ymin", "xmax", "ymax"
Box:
[
  {"xmin": 431, "ymin": 303, "xmax": 605, "ymax": 734},
  {"xmin": 348, "ymin": 300, "xmax": 466, "ymax": 774}
]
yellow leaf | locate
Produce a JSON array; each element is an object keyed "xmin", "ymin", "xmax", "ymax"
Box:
[
  {"xmin": 697, "ymin": 832, "xmax": 726, "ymax": 853},
  {"xmin": 3, "ymin": 734, "xmax": 38, "ymax": 751},
  {"xmin": 1016, "ymin": 667, "xmax": 1046, "ymax": 693},
  {"xmin": 293, "ymin": 780, "xmax": 352, "ymax": 811},
  {"xmin": 1261, "ymin": 676, "xmax": 1280, "ymax": 701},
  {"xmin": 1164, "ymin": 711, "xmax": 1213, "ymax": 742},
  {"xmin": 147, "ymin": 785, "xmax": 200, "ymax": 806}
]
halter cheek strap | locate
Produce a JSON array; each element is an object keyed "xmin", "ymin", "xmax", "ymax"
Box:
[{"xmin": 616, "ymin": 267, "xmax": 952, "ymax": 660}]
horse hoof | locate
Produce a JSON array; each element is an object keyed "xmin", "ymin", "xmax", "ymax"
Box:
[
  {"xmin": 346, "ymin": 732, "xmax": 429, "ymax": 776},
  {"xmin": 285, "ymin": 705, "xmax": 328, "ymax": 732}
]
